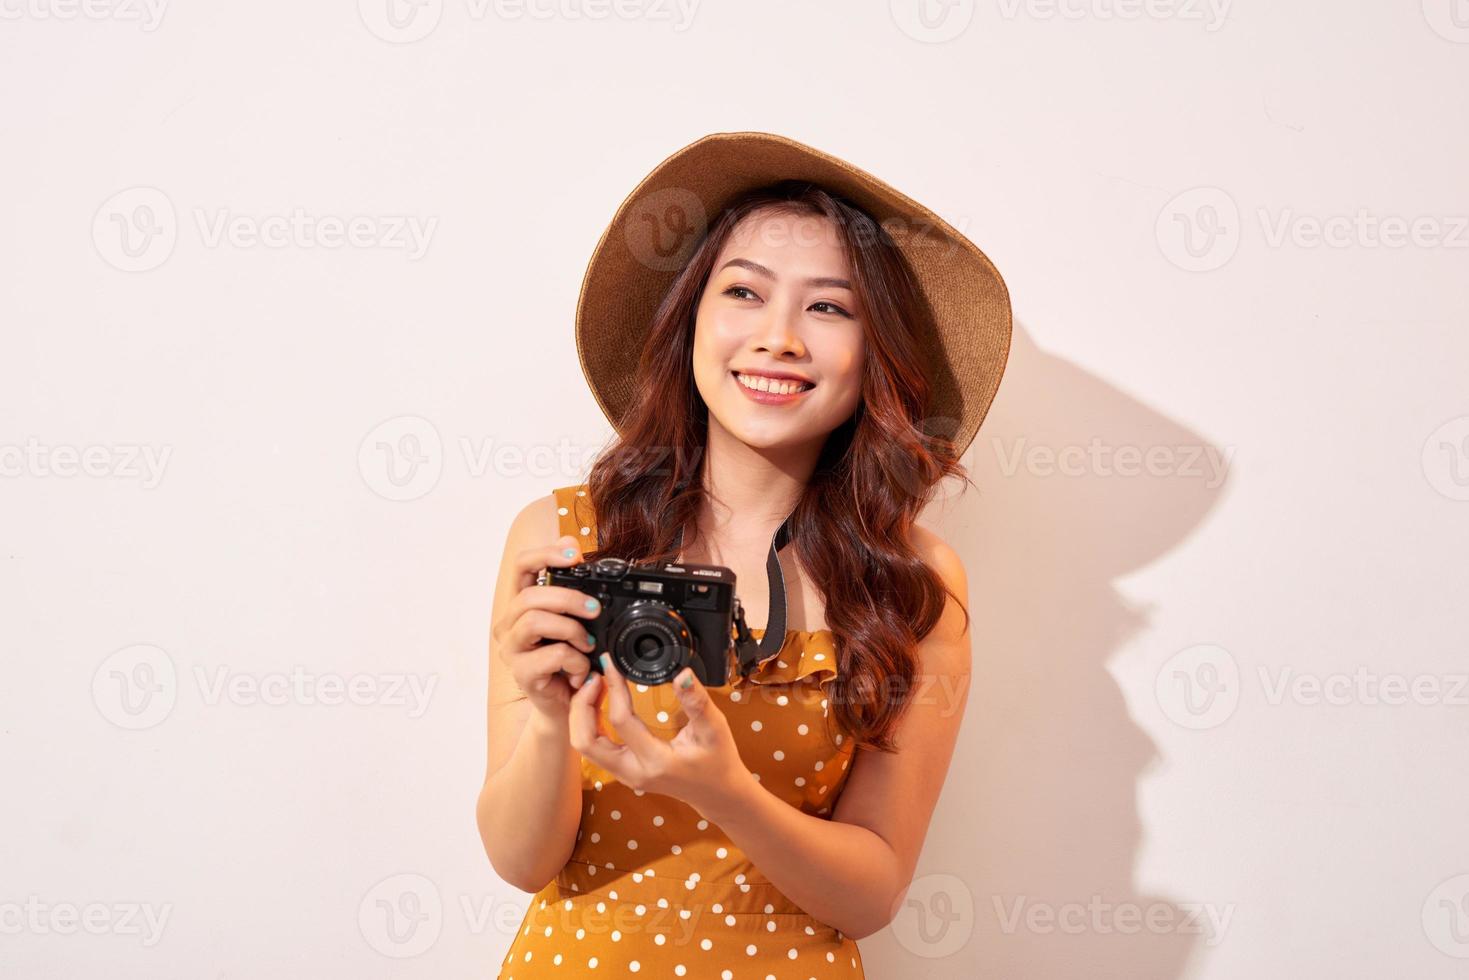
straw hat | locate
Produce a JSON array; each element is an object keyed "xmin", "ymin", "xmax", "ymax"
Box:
[{"xmin": 574, "ymin": 131, "xmax": 1012, "ymax": 459}]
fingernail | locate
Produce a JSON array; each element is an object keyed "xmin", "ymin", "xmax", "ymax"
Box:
[
  {"xmin": 586, "ymin": 632, "xmax": 595, "ymax": 647},
  {"xmin": 680, "ymin": 671, "xmax": 694, "ymax": 690},
  {"xmin": 599, "ymin": 653, "xmax": 610, "ymax": 671},
  {"xmin": 563, "ymin": 548, "xmax": 576, "ymax": 558},
  {"xmin": 585, "ymin": 598, "xmax": 600, "ymax": 611}
]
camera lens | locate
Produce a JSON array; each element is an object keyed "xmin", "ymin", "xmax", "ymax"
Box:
[{"xmin": 607, "ymin": 601, "xmax": 692, "ymax": 686}]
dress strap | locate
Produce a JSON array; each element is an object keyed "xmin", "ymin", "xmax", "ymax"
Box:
[{"xmin": 552, "ymin": 484, "xmax": 597, "ymax": 547}]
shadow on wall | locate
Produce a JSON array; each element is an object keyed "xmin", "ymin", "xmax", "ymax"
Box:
[{"xmin": 861, "ymin": 320, "xmax": 1232, "ymax": 980}]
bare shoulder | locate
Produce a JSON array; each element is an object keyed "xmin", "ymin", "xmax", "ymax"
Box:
[
  {"xmin": 906, "ymin": 522, "xmax": 971, "ymax": 660},
  {"xmin": 907, "ymin": 522, "xmax": 967, "ymax": 595},
  {"xmin": 505, "ymin": 489, "xmax": 565, "ymax": 553}
]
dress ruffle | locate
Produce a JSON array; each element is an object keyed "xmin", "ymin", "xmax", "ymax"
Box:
[{"xmin": 738, "ymin": 628, "xmax": 839, "ymax": 688}]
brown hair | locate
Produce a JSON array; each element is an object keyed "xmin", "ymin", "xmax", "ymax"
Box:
[{"xmin": 582, "ymin": 180, "xmax": 972, "ymax": 752}]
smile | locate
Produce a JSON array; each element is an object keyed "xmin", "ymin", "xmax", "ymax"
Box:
[{"xmin": 732, "ymin": 371, "xmax": 816, "ymax": 404}]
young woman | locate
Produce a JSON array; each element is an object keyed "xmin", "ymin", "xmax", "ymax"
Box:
[{"xmin": 478, "ymin": 132, "xmax": 1011, "ymax": 978}]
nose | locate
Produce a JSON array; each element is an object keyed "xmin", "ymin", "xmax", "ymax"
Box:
[{"xmin": 751, "ymin": 299, "xmax": 807, "ymax": 359}]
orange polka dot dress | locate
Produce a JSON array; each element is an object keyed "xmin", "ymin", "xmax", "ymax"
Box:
[{"xmin": 496, "ymin": 484, "xmax": 866, "ymax": 979}]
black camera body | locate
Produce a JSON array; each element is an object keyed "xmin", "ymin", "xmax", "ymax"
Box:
[{"xmin": 536, "ymin": 556, "xmax": 742, "ymax": 687}]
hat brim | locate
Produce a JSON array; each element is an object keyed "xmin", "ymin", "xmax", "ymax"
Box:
[{"xmin": 575, "ymin": 131, "xmax": 1012, "ymax": 460}]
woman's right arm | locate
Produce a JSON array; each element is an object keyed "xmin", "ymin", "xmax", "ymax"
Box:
[{"xmin": 475, "ymin": 492, "xmax": 601, "ymax": 892}]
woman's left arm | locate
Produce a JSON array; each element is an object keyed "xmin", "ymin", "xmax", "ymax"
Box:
[{"xmin": 694, "ymin": 529, "xmax": 973, "ymax": 939}]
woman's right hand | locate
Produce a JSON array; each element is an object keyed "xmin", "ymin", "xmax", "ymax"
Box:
[{"xmin": 492, "ymin": 534, "xmax": 603, "ymax": 723}]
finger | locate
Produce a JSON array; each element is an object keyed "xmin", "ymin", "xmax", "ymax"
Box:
[
  {"xmin": 509, "ymin": 609, "xmax": 598, "ymax": 660},
  {"xmin": 528, "ymin": 642, "xmax": 593, "ymax": 690},
  {"xmin": 568, "ymin": 674, "xmax": 632, "ymax": 771},
  {"xmin": 673, "ymin": 667, "xmax": 724, "ymax": 741},
  {"xmin": 597, "ymin": 654, "xmax": 669, "ymax": 758},
  {"xmin": 513, "ymin": 534, "xmax": 585, "ymax": 592}
]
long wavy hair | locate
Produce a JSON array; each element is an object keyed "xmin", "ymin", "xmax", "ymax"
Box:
[{"xmin": 583, "ymin": 180, "xmax": 973, "ymax": 752}]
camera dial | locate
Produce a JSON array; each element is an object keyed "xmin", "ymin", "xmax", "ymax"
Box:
[{"xmin": 590, "ymin": 557, "xmax": 629, "ymax": 577}]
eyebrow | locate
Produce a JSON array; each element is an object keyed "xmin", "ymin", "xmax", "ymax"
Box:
[{"xmin": 717, "ymin": 257, "xmax": 853, "ymax": 291}]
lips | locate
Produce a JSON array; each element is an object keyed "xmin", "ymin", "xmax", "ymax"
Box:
[
  {"xmin": 732, "ymin": 370, "xmax": 815, "ymax": 394},
  {"xmin": 731, "ymin": 370, "xmax": 816, "ymax": 404}
]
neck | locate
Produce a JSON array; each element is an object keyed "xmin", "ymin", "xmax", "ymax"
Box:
[{"xmin": 689, "ymin": 416, "xmax": 822, "ymax": 562}]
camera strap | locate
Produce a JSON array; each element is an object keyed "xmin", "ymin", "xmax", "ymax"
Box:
[{"xmin": 673, "ymin": 513, "xmax": 794, "ymax": 679}]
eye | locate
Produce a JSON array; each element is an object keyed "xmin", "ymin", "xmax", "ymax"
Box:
[
  {"xmin": 810, "ymin": 301, "xmax": 854, "ymax": 318},
  {"xmin": 723, "ymin": 285, "xmax": 759, "ymax": 301}
]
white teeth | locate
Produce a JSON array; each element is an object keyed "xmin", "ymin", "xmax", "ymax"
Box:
[{"xmin": 736, "ymin": 373, "xmax": 811, "ymax": 395}]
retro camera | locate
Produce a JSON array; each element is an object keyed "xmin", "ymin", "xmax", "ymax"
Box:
[{"xmin": 536, "ymin": 557, "xmax": 748, "ymax": 687}]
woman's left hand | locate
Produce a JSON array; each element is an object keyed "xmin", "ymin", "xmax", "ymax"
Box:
[{"xmin": 568, "ymin": 653, "xmax": 751, "ymax": 817}]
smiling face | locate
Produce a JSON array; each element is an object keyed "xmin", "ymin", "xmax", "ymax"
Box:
[{"xmin": 691, "ymin": 208, "xmax": 867, "ymax": 453}]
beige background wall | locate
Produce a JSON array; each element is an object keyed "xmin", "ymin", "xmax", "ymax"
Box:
[{"xmin": 3, "ymin": 1, "xmax": 1466, "ymax": 977}]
